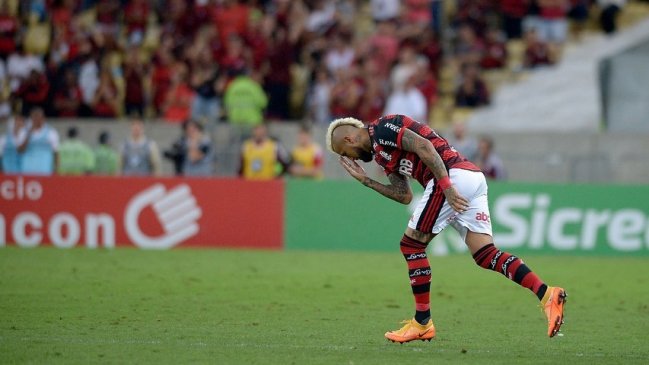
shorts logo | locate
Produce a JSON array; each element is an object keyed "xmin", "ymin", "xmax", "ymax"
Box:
[
  {"xmin": 399, "ymin": 159, "xmax": 413, "ymax": 176},
  {"xmin": 476, "ymin": 212, "xmax": 490, "ymax": 222}
]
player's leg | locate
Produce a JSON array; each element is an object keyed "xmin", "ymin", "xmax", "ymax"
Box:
[
  {"xmin": 452, "ymin": 169, "xmax": 567, "ymax": 337},
  {"xmin": 385, "ymin": 178, "xmax": 450, "ymax": 343},
  {"xmin": 384, "ymin": 227, "xmax": 436, "ymax": 343},
  {"xmin": 402, "ymin": 227, "xmax": 435, "ymax": 325},
  {"xmin": 465, "ymin": 231, "xmax": 567, "ymax": 337}
]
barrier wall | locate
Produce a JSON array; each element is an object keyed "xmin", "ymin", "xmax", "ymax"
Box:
[
  {"xmin": 2, "ymin": 176, "xmax": 648, "ymax": 255},
  {"xmin": 0, "ymin": 175, "xmax": 283, "ymax": 249},
  {"xmin": 286, "ymin": 180, "xmax": 649, "ymax": 256}
]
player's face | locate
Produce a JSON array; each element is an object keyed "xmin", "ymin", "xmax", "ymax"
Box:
[{"xmin": 336, "ymin": 144, "xmax": 373, "ymax": 162}]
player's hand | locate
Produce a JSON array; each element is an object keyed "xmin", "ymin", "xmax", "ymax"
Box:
[
  {"xmin": 443, "ymin": 186, "xmax": 470, "ymax": 213},
  {"xmin": 339, "ymin": 156, "xmax": 367, "ymax": 183}
]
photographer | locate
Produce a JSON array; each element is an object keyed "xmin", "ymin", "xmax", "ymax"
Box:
[
  {"xmin": 182, "ymin": 120, "xmax": 214, "ymax": 177},
  {"xmin": 163, "ymin": 121, "xmax": 188, "ymax": 176}
]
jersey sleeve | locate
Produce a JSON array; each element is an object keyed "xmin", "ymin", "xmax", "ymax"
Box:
[{"xmin": 373, "ymin": 116, "xmax": 406, "ymax": 149}]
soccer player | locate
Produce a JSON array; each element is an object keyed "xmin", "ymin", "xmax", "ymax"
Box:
[{"xmin": 326, "ymin": 114, "xmax": 566, "ymax": 343}]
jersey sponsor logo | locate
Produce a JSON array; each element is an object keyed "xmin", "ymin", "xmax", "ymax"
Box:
[
  {"xmin": 406, "ymin": 252, "xmax": 427, "ymax": 260},
  {"xmin": 501, "ymin": 255, "xmax": 517, "ymax": 276},
  {"xmin": 409, "ymin": 268, "xmax": 432, "ymax": 277},
  {"xmin": 379, "ymin": 150, "xmax": 392, "ymax": 161},
  {"xmin": 399, "ymin": 158, "xmax": 414, "ymax": 176},
  {"xmin": 490, "ymin": 251, "xmax": 502, "ymax": 270},
  {"xmin": 476, "ymin": 212, "xmax": 490, "ymax": 222},
  {"xmin": 384, "ymin": 123, "xmax": 401, "ymax": 133},
  {"xmin": 379, "ymin": 139, "xmax": 398, "ymax": 147}
]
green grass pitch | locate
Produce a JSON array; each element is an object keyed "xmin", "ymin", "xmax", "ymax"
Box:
[{"xmin": 1, "ymin": 247, "xmax": 649, "ymax": 364}]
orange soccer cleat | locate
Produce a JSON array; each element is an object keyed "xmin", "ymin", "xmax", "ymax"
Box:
[
  {"xmin": 384, "ymin": 318, "xmax": 436, "ymax": 344},
  {"xmin": 542, "ymin": 286, "xmax": 567, "ymax": 337}
]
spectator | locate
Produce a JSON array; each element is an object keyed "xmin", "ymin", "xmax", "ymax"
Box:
[
  {"xmin": 390, "ymin": 45, "xmax": 419, "ymax": 92},
  {"xmin": 454, "ymin": 24, "xmax": 484, "ymax": 67},
  {"xmin": 598, "ymin": 0, "xmax": 626, "ymax": 35},
  {"xmin": 477, "ymin": 135, "xmax": 507, "ymax": 180},
  {"xmin": 51, "ymin": 0, "xmax": 75, "ymax": 32},
  {"xmin": 220, "ymin": 34, "xmax": 249, "ymax": 77},
  {"xmin": 123, "ymin": 47, "xmax": 149, "ymax": 118},
  {"xmin": 501, "ymin": 0, "xmax": 529, "ymax": 39},
  {"xmin": 384, "ymin": 75, "xmax": 428, "ymax": 123},
  {"xmin": 370, "ymin": 0, "xmax": 401, "ymax": 21},
  {"xmin": 0, "ymin": 115, "xmax": 26, "ymax": 174},
  {"xmin": 403, "ymin": 0, "xmax": 433, "ymax": 26},
  {"xmin": 94, "ymin": 130, "xmax": 119, "ymax": 176},
  {"xmin": 416, "ymin": 27, "xmax": 443, "ymax": 76},
  {"xmin": 358, "ymin": 59, "xmax": 387, "ymax": 122},
  {"xmin": 0, "ymin": 2, "xmax": 18, "ymax": 60},
  {"xmin": 163, "ymin": 121, "xmax": 188, "ymax": 176},
  {"xmin": 96, "ymin": 0, "xmax": 121, "ymax": 39},
  {"xmin": 183, "ymin": 120, "xmax": 215, "ymax": 176},
  {"xmin": 92, "ymin": 67, "xmax": 119, "ymax": 118},
  {"xmin": 53, "ymin": 68, "xmax": 82, "ymax": 117},
  {"xmin": 446, "ymin": 120, "xmax": 478, "ymax": 162},
  {"xmin": 524, "ymin": 28, "xmax": 554, "ymax": 68},
  {"xmin": 413, "ymin": 57, "xmax": 438, "ymax": 113},
  {"xmin": 213, "ymin": 0, "xmax": 250, "ymax": 44},
  {"xmin": 567, "ymin": 0, "xmax": 590, "ymax": 39},
  {"xmin": 124, "ymin": 0, "xmax": 150, "ymax": 46},
  {"xmin": 480, "ymin": 28, "xmax": 508, "ymax": 70},
  {"xmin": 18, "ymin": 107, "xmax": 59, "ymax": 175},
  {"xmin": 163, "ymin": 62, "xmax": 195, "ymax": 124},
  {"xmin": 263, "ymin": 27, "xmax": 294, "ymax": 120},
  {"xmin": 324, "ymin": 32, "xmax": 355, "ymax": 74},
  {"xmin": 223, "ymin": 68, "xmax": 268, "ymax": 129},
  {"xmin": 7, "ymin": 45, "xmax": 45, "ymax": 92},
  {"xmin": 15, "ymin": 69, "xmax": 50, "ymax": 115},
  {"xmin": 307, "ymin": 67, "xmax": 333, "ymax": 125},
  {"xmin": 368, "ymin": 20, "xmax": 400, "ymax": 78},
  {"xmin": 289, "ymin": 124, "xmax": 323, "ymax": 179},
  {"xmin": 77, "ymin": 40, "xmax": 99, "ymax": 115},
  {"xmin": 239, "ymin": 123, "xmax": 290, "ymax": 180},
  {"xmin": 57, "ymin": 126, "xmax": 95, "ymax": 175},
  {"xmin": 120, "ymin": 119, "xmax": 162, "ymax": 176},
  {"xmin": 190, "ymin": 48, "xmax": 221, "ymax": 124},
  {"xmin": 536, "ymin": 0, "xmax": 569, "ymax": 44},
  {"xmin": 151, "ymin": 50, "xmax": 175, "ymax": 116},
  {"xmin": 329, "ymin": 66, "xmax": 362, "ymax": 119},
  {"xmin": 305, "ymin": 0, "xmax": 336, "ymax": 34},
  {"xmin": 455, "ymin": 63, "xmax": 490, "ymax": 108}
]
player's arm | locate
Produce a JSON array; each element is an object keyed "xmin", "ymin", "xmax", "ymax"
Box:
[
  {"xmin": 339, "ymin": 157, "xmax": 412, "ymax": 204},
  {"xmin": 400, "ymin": 128, "xmax": 469, "ymax": 212}
]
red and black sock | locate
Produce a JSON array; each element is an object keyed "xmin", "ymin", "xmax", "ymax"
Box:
[
  {"xmin": 400, "ymin": 235, "xmax": 432, "ymax": 325},
  {"xmin": 472, "ymin": 243, "xmax": 548, "ymax": 301}
]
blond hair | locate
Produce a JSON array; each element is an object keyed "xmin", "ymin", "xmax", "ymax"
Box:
[{"xmin": 325, "ymin": 117, "xmax": 364, "ymax": 153}]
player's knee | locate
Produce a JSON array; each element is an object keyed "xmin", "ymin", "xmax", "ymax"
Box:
[{"xmin": 404, "ymin": 228, "xmax": 434, "ymax": 244}]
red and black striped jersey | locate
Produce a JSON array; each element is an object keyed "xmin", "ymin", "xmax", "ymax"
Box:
[{"xmin": 368, "ymin": 114, "xmax": 480, "ymax": 187}]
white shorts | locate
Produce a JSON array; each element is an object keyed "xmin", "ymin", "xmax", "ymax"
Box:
[{"xmin": 408, "ymin": 168, "xmax": 493, "ymax": 241}]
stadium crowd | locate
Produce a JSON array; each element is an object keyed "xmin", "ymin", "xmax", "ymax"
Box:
[
  {"xmin": 0, "ymin": 0, "xmax": 626, "ymax": 123},
  {"xmin": 0, "ymin": 0, "xmax": 630, "ymax": 179}
]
